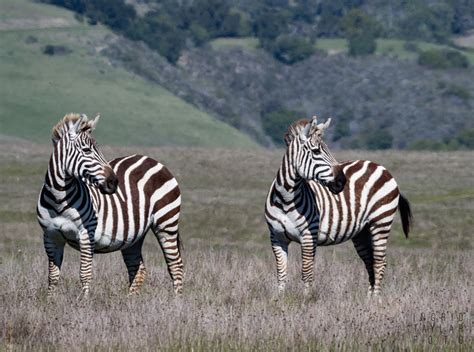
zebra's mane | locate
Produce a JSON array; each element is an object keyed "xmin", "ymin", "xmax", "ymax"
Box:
[
  {"xmin": 51, "ymin": 113, "xmax": 96, "ymax": 144},
  {"xmin": 283, "ymin": 119, "xmax": 310, "ymax": 146}
]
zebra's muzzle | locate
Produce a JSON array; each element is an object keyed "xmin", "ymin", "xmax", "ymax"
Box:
[
  {"xmin": 99, "ymin": 167, "xmax": 119, "ymax": 195},
  {"xmin": 326, "ymin": 169, "xmax": 346, "ymax": 194}
]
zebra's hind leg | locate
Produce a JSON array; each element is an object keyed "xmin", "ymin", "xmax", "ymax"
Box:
[
  {"xmin": 43, "ymin": 232, "xmax": 65, "ymax": 297},
  {"xmin": 121, "ymin": 237, "xmax": 147, "ymax": 295},
  {"xmin": 300, "ymin": 233, "xmax": 316, "ymax": 295},
  {"xmin": 369, "ymin": 221, "xmax": 393, "ymax": 297},
  {"xmin": 270, "ymin": 234, "xmax": 290, "ymax": 293},
  {"xmin": 351, "ymin": 226, "xmax": 375, "ymax": 297},
  {"xmin": 153, "ymin": 227, "xmax": 184, "ymax": 295}
]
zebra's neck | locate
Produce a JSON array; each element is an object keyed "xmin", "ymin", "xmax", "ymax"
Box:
[
  {"xmin": 43, "ymin": 150, "xmax": 89, "ymax": 210},
  {"xmin": 273, "ymin": 145, "xmax": 305, "ymax": 205}
]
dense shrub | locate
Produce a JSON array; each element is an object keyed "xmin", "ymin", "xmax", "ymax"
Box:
[
  {"xmin": 262, "ymin": 109, "xmax": 303, "ymax": 145},
  {"xmin": 342, "ymin": 9, "xmax": 380, "ymax": 56},
  {"xmin": 43, "ymin": 45, "xmax": 72, "ymax": 56},
  {"xmin": 399, "ymin": 3, "xmax": 454, "ymax": 42},
  {"xmin": 418, "ymin": 49, "xmax": 469, "ymax": 69},
  {"xmin": 364, "ymin": 129, "xmax": 393, "ymax": 150},
  {"xmin": 272, "ymin": 36, "xmax": 315, "ymax": 64},
  {"xmin": 409, "ymin": 129, "xmax": 474, "ymax": 150},
  {"xmin": 456, "ymin": 128, "xmax": 474, "ymax": 149}
]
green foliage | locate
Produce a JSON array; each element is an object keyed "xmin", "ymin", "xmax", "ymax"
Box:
[
  {"xmin": 347, "ymin": 33, "xmax": 376, "ymax": 56},
  {"xmin": 364, "ymin": 129, "xmax": 393, "ymax": 150},
  {"xmin": 262, "ymin": 109, "xmax": 302, "ymax": 145},
  {"xmin": 403, "ymin": 41, "xmax": 419, "ymax": 52},
  {"xmin": 409, "ymin": 129, "xmax": 474, "ymax": 150},
  {"xmin": 418, "ymin": 49, "xmax": 469, "ymax": 69},
  {"xmin": 443, "ymin": 84, "xmax": 471, "ymax": 101},
  {"xmin": 332, "ymin": 114, "xmax": 351, "ymax": 141},
  {"xmin": 456, "ymin": 128, "xmax": 474, "ymax": 149},
  {"xmin": 253, "ymin": 7, "xmax": 291, "ymax": 43},
  {"xmin": 43, "ymin": 44, "xmax": 72, "ymax": 56},
  {"xmin": 342, "ymin": 9, "xmax": 380, "ymax": 56},
  {"xmin": 272, "ymin": 36, "xmax": 315, "ymax": 64},
  {"xmin": 400, "ymin": 3, "xmax": 454, "ymax": 42}
]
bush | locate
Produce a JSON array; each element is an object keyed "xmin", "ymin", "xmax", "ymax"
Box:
[
  {"xmin": 443, "ymin": 84, "xmax": 471, "ymax": 101},
  {"xmin": 403, "ymin": 41, "xmax": 419, "ymax": 52},
  {"xmin": 418, "ymin": 49, "xmax": 469, "ymax": 69},
  {"xmin": 262, "ymin": 109, "xmax": 303, "ymax": 145},
  {"xmin": 457, "ymin": 128, "xmax": 474, "ymax": 149},
  {"xmin": 342, "ymin": 9, "xmax": 380, "ymax": 57},
  {"xmin": 43, "ymin": 45, "xmax": 72, "ymax": 56},
  {"xmin": 272, "ymin": 36, "xmax": 315, "ymax": 64},
  {"xmin": 364, "ymin": 129, "xmax": 393, "ymax": 150},
  {"xmin": 348, "ymin": 33, "xmax": 376, "ymax": 56}
]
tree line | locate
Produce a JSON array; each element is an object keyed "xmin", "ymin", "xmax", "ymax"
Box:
[{"xmin": 42, "ymin": 0, "xmax": 474, "ymax": 64}]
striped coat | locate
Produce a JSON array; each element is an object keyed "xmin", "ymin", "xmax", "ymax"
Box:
[
  {"xmin": 265, "ymin": 117, "xmax": 411, "ymax": 295},
  {"xmin": 37, "ymin": 114, "xmax": 184, "ymax": 297}
]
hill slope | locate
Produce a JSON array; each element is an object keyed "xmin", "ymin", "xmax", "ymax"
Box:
[{"xmin": 0, "ymin": 0, "xmax": 257, "ymax": 148}]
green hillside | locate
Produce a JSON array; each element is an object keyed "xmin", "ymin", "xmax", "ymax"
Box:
[{"xmin": 0, "ymin": 0, "xmax": 258, "ymax": 148}]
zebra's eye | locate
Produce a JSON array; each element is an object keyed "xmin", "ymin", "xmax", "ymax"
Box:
[{"xmin": 83, "ymin": 147, "xmax": 92, "ymax": 155}]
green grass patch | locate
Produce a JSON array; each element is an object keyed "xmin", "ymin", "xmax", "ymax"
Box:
[
  {"xmin": 315, "ymin": 38, "xmax": 348, "ymax": 54},
  {"xmin": 210, "ymin": 37, "xmax": 259, "ymax": 50},
  {"xmin": 0, "ymin": 0, "xmax": 76, "ymax": 20}
]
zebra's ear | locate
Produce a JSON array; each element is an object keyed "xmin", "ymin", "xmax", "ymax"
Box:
[
  {"xmin": 299, "ymin": 122, "xmax": 311, "ymax": 142},
  {"xmin": 317, "ymin": 118, "xmax": 332, "ymax": 132},
  {"xmin": 88, "ymin": 114, "xmax": 100, "ymax": 131},
  {"xmin": 69, "ymin": 114, "xmax": 86, "ymax": 139}
]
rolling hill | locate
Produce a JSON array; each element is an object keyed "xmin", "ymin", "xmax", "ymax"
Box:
[{"xmin": 0, "ymin": 0, "xmax": 258, "ymax": 148}]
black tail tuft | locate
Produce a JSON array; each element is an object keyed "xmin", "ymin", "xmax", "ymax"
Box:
[{"xmin": 398, "ymin": 193, "xmax": 412, "ymax": 238}]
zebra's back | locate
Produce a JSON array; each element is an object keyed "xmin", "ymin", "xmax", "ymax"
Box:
[{"xmin": 311, "ymin": 160, "xmax": 400, "ymax": 245}]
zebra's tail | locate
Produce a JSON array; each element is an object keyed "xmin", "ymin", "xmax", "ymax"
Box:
[
  {"xmin": 177, "ymin": 231, "xmax": 184, "ymax": 253},
  {"xmin": 398, "ymin": 193, "xmax": 412, "ymax": 238}
]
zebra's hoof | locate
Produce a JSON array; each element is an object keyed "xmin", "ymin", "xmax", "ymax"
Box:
[{"xmin": 174, "ymin": 286, "xmax": 183, "ymax": 296}]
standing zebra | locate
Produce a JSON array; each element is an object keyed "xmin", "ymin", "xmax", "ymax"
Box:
[
  {"xmin": 37, "ymin": 113, "xmax": 184, "ymax": 297},
  {"xmin": 265, "ymin": 116, "xmax": 412, "ymax": 296}
]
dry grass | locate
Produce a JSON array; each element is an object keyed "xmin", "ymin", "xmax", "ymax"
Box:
[{"xmin": 0, "ymin": 144, "xmax": 472, "ymax": 351}]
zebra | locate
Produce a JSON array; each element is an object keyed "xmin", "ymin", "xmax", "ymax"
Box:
[
  {"xmin": 265, "ymin": 116, "xmax": 412, "ymax": 296},
  {"xmin": 37, "ymin": 113, "xmax": 184, "ymax": 297}
]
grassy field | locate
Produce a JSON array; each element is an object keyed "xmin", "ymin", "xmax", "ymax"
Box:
[
  {"xmin": 0, "ymin": 142, "xmax": 472, "ymax": 350},
  {"xmin": 0, "ymin": 0, "xmax": 256, "ymax": 148}
]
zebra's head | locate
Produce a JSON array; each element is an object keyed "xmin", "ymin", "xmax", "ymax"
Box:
[
  {"xmin": 291, "ymin": 116, "xmax": 346, "ymax": 194},
  {"xmin": 52, "ymin": 113, "xmax": 118, "ymax": 195}
]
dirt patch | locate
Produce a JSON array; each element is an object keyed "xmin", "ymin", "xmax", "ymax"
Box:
[{"xmin": 454, "ymin": 29, "xmax": 474, "ymax": 48}]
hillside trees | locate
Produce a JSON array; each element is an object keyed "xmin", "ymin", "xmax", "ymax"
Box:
[{"xmin": 342, "ymin": 9, "xmax": 381, "ymax": 56}]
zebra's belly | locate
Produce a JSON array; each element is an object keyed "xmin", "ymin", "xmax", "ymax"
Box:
[
  {"xmin": 93, "ymin": 229, "xmax": 148, "ymax": 253},
  {"xmin": 316, "ymin": 222, "xmax": 366, "ymax": 246}
]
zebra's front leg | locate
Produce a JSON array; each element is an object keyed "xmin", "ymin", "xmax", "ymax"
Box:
[
  {"xmin": 300, "ymin": 233, "xmax": 316, "ymax": 295},
  {"xmin": 44, "ymin": 233, "xmax": 65, "ymax": 297},
  {"xmin": 271, "ymin": 234, "xmax": 289, "ymax": 293},
  {"xmin": 121, "ymin": 237, "xmax": 147, "ymax": 295},
  {"xmin": 154, "ymin": 229, "xmax": 184, "ymax": 295},
  {"xmin": 78, "ymin": 230, "xmax": 94, "ymax": 298}
]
